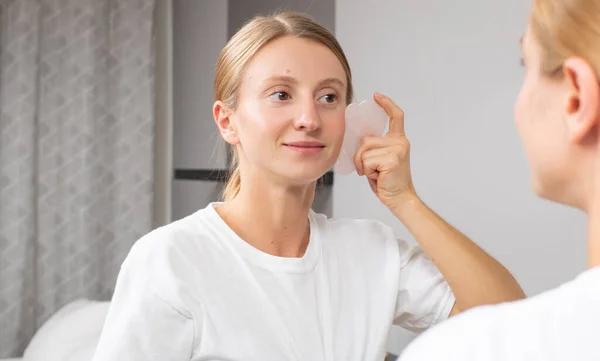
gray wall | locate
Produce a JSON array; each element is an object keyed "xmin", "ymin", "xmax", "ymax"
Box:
[
  {"xmin": 153, "ymin": 0, "xmax": 173, "ymax": 227},
  {"xmin": 172, "ymin": 0, "xmax": 229, "ymax": 221},
  {"xmin": 334, "ymin": 0, "xmax": 588, "ymax": 354},
  {"xmin": 228, "ymin": 0, "xmax": 335, "ymax": 36}
]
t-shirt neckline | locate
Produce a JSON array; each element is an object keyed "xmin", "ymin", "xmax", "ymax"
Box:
[{"xmin": 201, "ymin": 202, "xmax": 322, "ymax": 273}]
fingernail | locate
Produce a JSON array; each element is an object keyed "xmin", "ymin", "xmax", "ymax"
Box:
[{"xmin": 374, "ymin": 92, "xmax": 385, "ymax": 100}]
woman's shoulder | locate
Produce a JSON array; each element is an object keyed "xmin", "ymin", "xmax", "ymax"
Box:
[
  {"xmin": 122, "ymin": 206, "xmax": 220, "ymax": 271},
  {"xmin": 310, "ymin": 210, "xmax": 402, "ymax": 249},
  {"xmin": 311, "ymin": 210, "xmax": 392, "ymax": 232},
  {"xmin": 400, "ymin": 268, "xmax": 600, "ymax": 361}
]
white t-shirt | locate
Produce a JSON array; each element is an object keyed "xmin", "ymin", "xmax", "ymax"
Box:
[
  {"xmin": 92, "ymin": 203, "xmax": 455, "ymax": 361},
  {"xmin": 399, "ymin": 266, "xmax": 600, "ymax": 361}
]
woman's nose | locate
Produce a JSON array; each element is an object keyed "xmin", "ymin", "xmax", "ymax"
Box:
[{"xmin": 294, "ymin": 103, "xmax": 321, "ymax": 131}]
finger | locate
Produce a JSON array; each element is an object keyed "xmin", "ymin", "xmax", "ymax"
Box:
[
  {"xmin": 374, "ymin": 92, "xmax": 405, "ymax": 135},
  {"xmin": 368, "ymin": 178, "xmax": 378, "ymax": 193},
  {"xmin": 361, "ymin": 149, "xmax": 391, "ymax": 180},
  {"xmin": 353, "ymin": 136, "xmax": 394, "ymax": 175}
]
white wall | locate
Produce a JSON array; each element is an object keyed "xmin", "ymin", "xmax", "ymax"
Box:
[{"xmin": 335, "ymin": 0, "xmax": 588, "ymax": 354}]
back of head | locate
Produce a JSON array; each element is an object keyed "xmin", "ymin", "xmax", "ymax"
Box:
[
  {"xmin": 526, "ymin": 0, "xmax": 600, "ymax": 211},
  {"xmin": 530, "ymin": 0, "xmax": 600, "ymax": 77},
  {"xmin": 213, "ymin": 12, "xmax": 353, "ymax": 201}
]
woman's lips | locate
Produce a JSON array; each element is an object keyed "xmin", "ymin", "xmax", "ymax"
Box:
[{"xmin": 284, "ymin": 141, "xmax": 325, "ymax": 154}]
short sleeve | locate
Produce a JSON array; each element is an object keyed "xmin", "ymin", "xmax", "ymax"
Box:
[
  {"xmin": 92, "ymin": 262, "xmax": 195, "ymax": 361},
  {"xmin": 400, "ymin": 268, "xmax": 600, "ymax": 361},
  {"xmin": 393, "ymin": 241, "xmax": 455, "ymax": 332}
]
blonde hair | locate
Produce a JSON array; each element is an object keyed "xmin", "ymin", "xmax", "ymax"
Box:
[
  {"xmin": 530, "ymin": 0, "xmax": 600, "ymax": 77},
  {"xmin": 214, "ymin": 12, "xmax": 353, "ymax": 201}
]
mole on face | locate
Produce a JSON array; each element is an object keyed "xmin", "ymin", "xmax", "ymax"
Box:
[{"xmin": 285, "ymin": 68, "xmax": 291, "ymax": 73}]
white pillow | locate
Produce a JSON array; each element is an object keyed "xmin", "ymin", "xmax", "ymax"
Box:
[
  {"xmin": 23, "ymin": 299, "xmax": 110, "ymax": 361},
  {"xmin": 65, "ymin": 338, "xmax": 101, "ymax": 361}
]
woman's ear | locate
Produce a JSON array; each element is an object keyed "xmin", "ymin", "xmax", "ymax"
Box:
[
  {"xmin": 563, "ymin": 57, "xmax": 600, "ymax": 145},
  {"xmin": 213, "ymin": 101, "xmax": 239, "ymax": 145}
]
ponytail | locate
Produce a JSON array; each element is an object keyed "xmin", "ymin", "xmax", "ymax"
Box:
[{"xmin": 221, "ymin": 151, "xmax": 241, "ymax": 201}]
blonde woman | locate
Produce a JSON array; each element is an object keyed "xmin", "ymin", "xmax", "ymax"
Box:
[
  {"xmin": 399, "ymin": 1, "xmax": 600, "ymax": 360},
  {"xmin": 92, "ymin": 12, "xmax": 524, "ymax": 361}
]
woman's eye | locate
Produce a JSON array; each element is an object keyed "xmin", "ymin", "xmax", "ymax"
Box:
[
  {"xmin": 269, "ymin": 91, "xmax": 290, "ymax": 101},
  {"xmin": 318, "ymin": 94, "xmax": 337, "ymax": 104}
]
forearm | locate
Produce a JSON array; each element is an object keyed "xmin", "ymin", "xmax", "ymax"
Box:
[{"xmin": 391, "ymin": 196, "xmax": 526, "ymax": 311}]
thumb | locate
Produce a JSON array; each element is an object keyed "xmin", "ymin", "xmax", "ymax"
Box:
[{"xmin": 374, "ymin": 92, "xmax": 405, "ymax": 135}]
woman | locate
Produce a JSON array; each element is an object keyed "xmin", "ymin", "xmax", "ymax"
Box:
[
  {"xmin": 399, "ymin": 1, "xmax": 600, "ymax": 360},
  {"xmin": 92, "ymin": 12, "xmax": 523, "ymax": 361}
]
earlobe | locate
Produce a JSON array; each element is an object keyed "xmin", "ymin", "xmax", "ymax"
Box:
[
  {"xmin": 213, "ymin": 101, "xmax": 240, "ymax": 145},
  {"xmin": 563, "ymin": 57, "xmax": 600, "ymax": 144}
]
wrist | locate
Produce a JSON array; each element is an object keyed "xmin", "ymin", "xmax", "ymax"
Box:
[{"xmin": 389, "ymin": 192, "xmax": 424, "ymax": 221}]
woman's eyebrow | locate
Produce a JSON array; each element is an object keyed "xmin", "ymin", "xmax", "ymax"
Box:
[
  {"xmin": 262, "ymin": 75, "xmax": 299, "ymax": 86},
  {"xmin": 317, "ymin": 77, "xmax": 345, "ymax": 89},
  {"xmin": 262, "ymin": 76, "xmax": 345, "ymax": 87}
]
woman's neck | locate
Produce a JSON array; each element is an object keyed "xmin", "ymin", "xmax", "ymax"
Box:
[
  {"xmin": 587, "ymin": 193, "xmax": 600, "ymax": 268},
  {"xmin": 585, "ymin": 159, "xmax": 600, "ymax": 268},
  {"xmin": 566, "ymin": 151, "xmax": 600, "ymax": 269},
  {"xmin": 218, "ymin": 177, "xmax": 316, "ymax": 258}
]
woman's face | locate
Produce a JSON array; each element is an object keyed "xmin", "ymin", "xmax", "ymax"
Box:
[
  {"xmin": 218, "ymin": 36, "xmax": 347, "ymax": 186},
  {"xmin": 515, "ymin": 28, "xmax": 576, "ymax": 203},
  {"xmin": 514, "ymin": 26, "xmax": 600, "ymax": 208}
]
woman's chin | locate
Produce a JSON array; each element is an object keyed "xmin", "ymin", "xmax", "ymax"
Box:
[
  {"xmin": 531, "ymin": 175, "xmax": 551, "ymax": 200},
  {"xmin": 530, "ymin": 174, "xmax": 576, "ymax": 207},
  {"xmin": 279, "ymin": 168, "xmax": 332, "ymax": 186}
]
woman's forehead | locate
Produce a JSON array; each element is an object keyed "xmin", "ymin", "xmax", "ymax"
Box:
[{"xmin": 242, "ymin": 36, "xmax": 347, "ymax": 87}]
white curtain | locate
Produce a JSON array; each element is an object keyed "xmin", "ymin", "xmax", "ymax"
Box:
[{"xmin": 0, "ymin": 0, "xmax": 156, "ymax": 356}]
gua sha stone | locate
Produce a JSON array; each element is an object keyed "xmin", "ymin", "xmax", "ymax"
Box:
[{"xmin": 334, "ymin": 99, "xmax": 389, "ymax": 174}]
